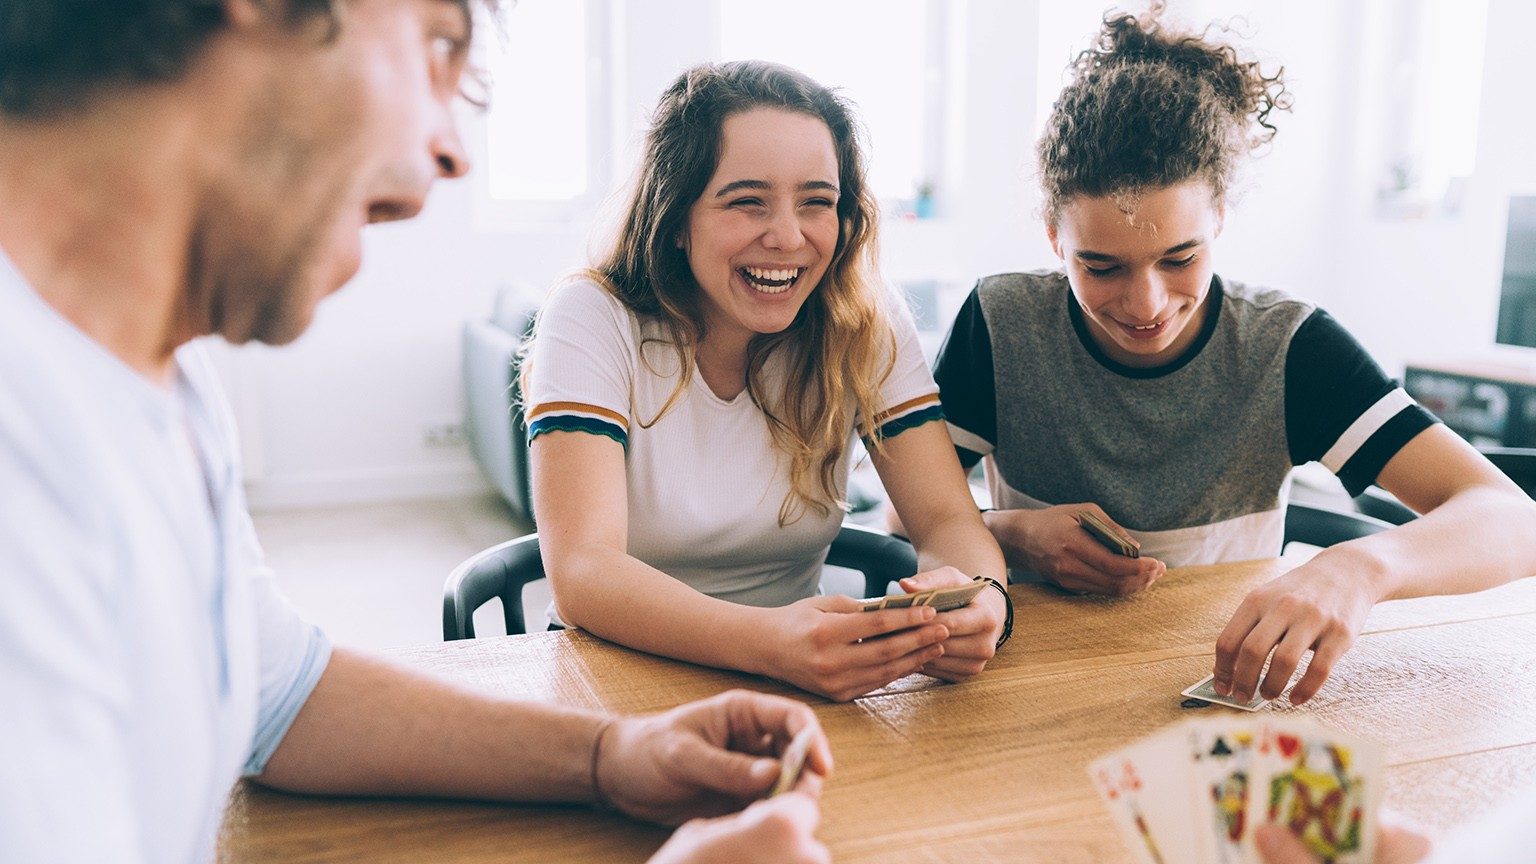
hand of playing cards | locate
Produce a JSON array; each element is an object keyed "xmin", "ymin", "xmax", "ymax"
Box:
[
  {"xmin": 1089, "ymin": 717, "xmax": 1384, "ymax": 864},
  {"xmin": 857, "ymin": 575, "xmax": 987, "ymax": 612}
]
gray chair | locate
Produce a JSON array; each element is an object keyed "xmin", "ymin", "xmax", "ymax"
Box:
[
  {"xmin": 1351, "ymin": 486, "xmax": 1418, "ymax": 525},
  {"xmin": 1283, "ymin": 501, "xmax": 1393, "ymax": 548},
  {"xmin": 443, "ymin": 523, "xmax": 919, "ymax": 640},
  {"xmin": 1347, "ymin": 445, "xmax": 1536, "ymax": 524},
  {"xmin": 1480, "ymin": 446, "xmax": 1536, "ymax": 496}
]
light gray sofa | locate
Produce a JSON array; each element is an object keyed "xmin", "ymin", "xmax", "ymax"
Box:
[{"xmin": 462, "ymin": 286, "xmax": 537, "ymax": 520}]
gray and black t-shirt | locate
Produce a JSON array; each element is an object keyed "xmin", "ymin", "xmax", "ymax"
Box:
[{"xmin": 934, "ymin": 270, "xmax": 1436, "ymax": 577}]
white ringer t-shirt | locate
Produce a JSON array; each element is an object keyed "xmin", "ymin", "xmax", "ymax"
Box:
[{"xmin": 524, "ymin": 279, "xmax": 941, "ymax": 609}]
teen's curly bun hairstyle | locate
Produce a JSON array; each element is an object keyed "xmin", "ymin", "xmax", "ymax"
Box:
[{"xmin": 1036, "ymin": 1, "xmax": 1292, "ymax": 224}]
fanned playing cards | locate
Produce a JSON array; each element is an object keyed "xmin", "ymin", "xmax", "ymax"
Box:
[{"xmin": 1088, "ymin": 717, "xmax": 1383, "ymax": 864}]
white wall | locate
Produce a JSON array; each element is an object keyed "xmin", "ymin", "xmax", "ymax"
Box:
[{"xmin": 231, "ymin": 0, "xmax": 1530, "ymax": 511}]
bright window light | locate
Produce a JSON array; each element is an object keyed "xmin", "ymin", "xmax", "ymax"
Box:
[
  {"xmin": 719, "ymin": 1, "xmax": 934, "ymax": 201},
  {"xmin": 485, "ymin": 0, "xmax": 590, "ymax": 201},
  {"xmin": 1376, "ymin": 0, "xmax": 1488, "ymax": 214}
]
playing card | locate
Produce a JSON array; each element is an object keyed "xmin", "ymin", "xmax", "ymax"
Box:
[
  {"xmin": 1089, "ymin": 718, "xmax": 1384, "ymax": 864},
  {"xmin": 1244, "ymin": 719, "xmax": 1383, "ymax": 863},
  {"xmin": 1077, "ymin": 510, "xmax": 1140, "ymax": 558},
  {"xmin": 1182, "ymin": 674, "xmax": 1269, "ymax": 712},
  {"xmin": 858, "ymin": 575, "xmax": 987, "ymax": 612},
  {"xmin": 768, "ymin": 724, "xmax": 816, "ymax": 798},
  {"xmin": 1087, "ymin": 729, "xmax": 1199, "ymax": 864},
  {"xmin": 1185, "ymin": 718, "xmax": 1260, "ymax": 864}
]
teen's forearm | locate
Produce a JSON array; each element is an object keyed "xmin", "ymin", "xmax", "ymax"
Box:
[
  {"xmin": 1318, "ymin": 485, "xmax": 1536, "ymax": 602},
  {"xmin": 257, "ymin": 648, "xmax": 606, "ymax": 802},
  {"xmin": 549, "ymin": 544, "xmax": 773, "ymax": 675}
]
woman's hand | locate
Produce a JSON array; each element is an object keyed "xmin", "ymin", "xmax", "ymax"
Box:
[
  {"xmin": 760, "ymin": 596, "xmax": 949, "ymax": 702},
  {"xmin": 896, "ymin": 566, "xmax": 1006, "ymax": 681}
]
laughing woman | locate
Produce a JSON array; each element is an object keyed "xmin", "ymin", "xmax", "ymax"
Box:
[{"xmin": 522, "ymin": 61, "xmax": 1009, "ymax": 702}]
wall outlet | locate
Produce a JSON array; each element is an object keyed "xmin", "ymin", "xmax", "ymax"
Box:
[{"xmin": 423, "ymin": 421, "xmax": 466, "ymax": 448}]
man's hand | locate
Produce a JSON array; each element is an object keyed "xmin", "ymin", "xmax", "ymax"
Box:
[
  {"xmin": 596, "ymin": 690, "xmax": 832, "ymax": 825},
  {"xmin": 647, "ymin": 781, "xmax": 830, "ymax": 864},
  {"xmin": 896, "ymin": 567, "xmax": 1004, "ymax": 681},
  {"xmin": 1212, "ymin": 559, "xmax": 1378, "ymax": 705},
  {"xmin": 989, "ymin": 504, "xmax": 1164, "ymax": 596},
  {"xmin": 1255, "ymin": 816, "xmax": 1432, "ymax": 864}
]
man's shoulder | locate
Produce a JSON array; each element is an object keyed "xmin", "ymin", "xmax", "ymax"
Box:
[
  {"xmin": 974, "ymin": 269, "xmax": 1068, "ymax": 302},
  {"xmin": 1217, "ymin": 277, "xmax": 1316, "ymax": 335},
  {"xmin": 969, "ymin": 270, "xmax": 1070, "ymax": 344}
]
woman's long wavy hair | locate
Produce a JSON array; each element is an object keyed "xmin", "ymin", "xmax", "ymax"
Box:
[
  {"xmin": 580, "ymin": 60, "xmax": 895, "ymax": 526},
  {"xmin": 1036, "ymin": 1, "xmax": 1293, "ymax": 224}
]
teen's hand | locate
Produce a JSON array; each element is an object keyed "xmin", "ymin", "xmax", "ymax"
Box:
[
  {"xmin": 1212, "ymin": 558, "xmax": 1378, "ymax": 705},
  {"xmin": 596, "ymin": 691, "xmax": 832, "ymax": 825},
  {"xmin": 648, "ymin": 781, "xmax": 830, "ymax": 864},
  {"xmin": 895, "ymin": 566, "xmax": 1004, "ymax": 681},
  {"xmin": 988, "ymin": 504, "xmax": 1164, "ymax": 596},
  {"xmin": 762, "ymin": 596, "xmax": 948, "ymax": 702}
]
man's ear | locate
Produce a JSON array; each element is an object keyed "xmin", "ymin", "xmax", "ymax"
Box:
[{"xmin": 1214, "ymin": 203, "xmax": 1226, "ymax": 239}]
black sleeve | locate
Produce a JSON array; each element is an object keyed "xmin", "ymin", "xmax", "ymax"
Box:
[
  {"xmin": 1285, "ymin": 308, "xmax": 1438, "ymax": 495},
  {"xmin": 932, "ymin": 284, "xmax": 997, "ymax": 471}
]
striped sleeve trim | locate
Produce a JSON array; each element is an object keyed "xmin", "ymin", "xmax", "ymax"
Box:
[
  {"xmin": 527, "ymin": 401, "xmax": 629, "ymax": 447},
  {"xmin": 1319, "ymin": 388, "xmax": 1414, "ymax": 473},
  {"xmin": 873, "ymin": 393, "xmax": 945, "ymax": 439}
]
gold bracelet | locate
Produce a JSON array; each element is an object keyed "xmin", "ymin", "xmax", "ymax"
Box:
[{"xmin": 589, "ymin": 717, "xmax": 616, "ymax": 809}]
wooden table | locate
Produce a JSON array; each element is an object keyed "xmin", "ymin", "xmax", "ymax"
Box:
[{"xmin": 219, "ymin": 560, "xmax": 1536, "ymax": 863}]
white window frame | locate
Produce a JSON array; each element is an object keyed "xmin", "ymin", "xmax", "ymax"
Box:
[
  {"xmin": 1368, "ymin": 0, "xmax": 1489, "ymax": 219},
  {"xmin": 472, "ymin": 0, "xmax": 615, "ymax": 229},
  {"xmin": 713, "ymin": 0, "xmax": 956, "ymax": 216}
]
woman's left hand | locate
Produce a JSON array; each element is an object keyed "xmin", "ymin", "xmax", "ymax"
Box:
[{"xmin": 896, "ymin": 567, "xmax": 1005, "ymax": 682}]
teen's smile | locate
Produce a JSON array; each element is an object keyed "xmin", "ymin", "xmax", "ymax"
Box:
[{"xmin": 1049, "ymin": 180, "xmax": 1224, "ymax": 368}]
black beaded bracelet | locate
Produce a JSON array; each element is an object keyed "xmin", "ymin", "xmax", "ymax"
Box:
[{"xmin": 982, "ymin": 576, "xmax": 1014, "ymax": 649}]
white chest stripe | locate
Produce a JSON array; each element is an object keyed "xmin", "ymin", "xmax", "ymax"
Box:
[
  {"xmin": 947, "ymin": 422, "xmax": 995, "ymax": 457},
  {"xmin": 1319, "ymin": 388, "xmax": 1414, "ymax": 473}
]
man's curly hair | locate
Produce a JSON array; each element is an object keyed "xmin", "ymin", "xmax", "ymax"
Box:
[{"xmin": 1036, "ymin": 1, "xmax": 1293, "ymax": 224}]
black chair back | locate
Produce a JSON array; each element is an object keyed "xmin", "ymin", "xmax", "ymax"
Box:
[
  {"xmin": 1351, "ymin": 486, "xmax": 1418, "ymax": 525},
  {"xmin": 442, "ymin": 525, "xmax": 920, "ymax": 640},
  {"xmin": 1283, "ymin": 502, "xmax": 1392, "ymax": 548},
  {"xmin": 443, "ymin": 533, "xmax": 544, "ymax": 640},
  {"xmin": 825, "ymin": 522, "xmax": 920, "ymax": 598},
  {"xmin": 1480, "ymin": 446, "xmax": 1536, "ymax": 497}
]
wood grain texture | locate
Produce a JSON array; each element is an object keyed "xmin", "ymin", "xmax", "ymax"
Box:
[{"xmin": 219, "ymin": 562, "xmax": 1536, "ymax": 863}]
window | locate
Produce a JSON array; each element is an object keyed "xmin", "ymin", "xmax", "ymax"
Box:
[
  {"xmin": 718, "ymin": 0, "xmax": 950, "ymax": 212},
  {"xmin": 479, "ymin": 0, "xmax": 612, "ymax": 219},
  {"xmin": 1371, "ymin": 0, "xmax": 1489, "ymax": 217}
]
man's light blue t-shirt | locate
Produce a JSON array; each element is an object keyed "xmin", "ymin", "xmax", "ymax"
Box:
[{"xmin": 0, "ymin": 254, "xmax": 331, "ymax": 863}]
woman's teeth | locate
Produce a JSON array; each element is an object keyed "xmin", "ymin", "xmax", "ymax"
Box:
[{"xmin": 741, "ymin": 266, "xmax": 803, "ymax": 293}]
